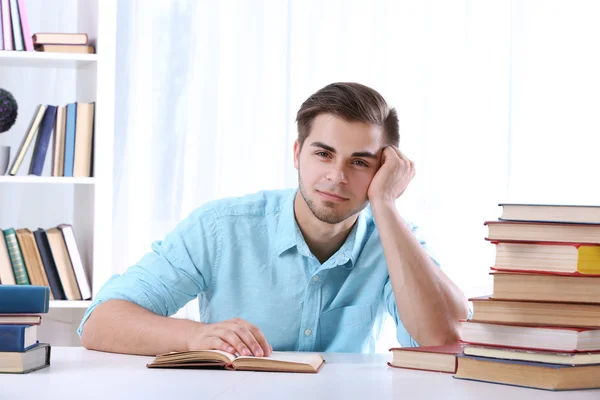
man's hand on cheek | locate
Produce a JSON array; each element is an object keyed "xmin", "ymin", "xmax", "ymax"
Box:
[{"xmin": 367, "ymin": 146, "xmax": 415, "ymax": 206}]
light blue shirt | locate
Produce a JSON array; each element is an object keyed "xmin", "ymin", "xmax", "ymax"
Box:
[{"xmin": 79, "ymin": 188, "xmax": 440, "ymax": 352}]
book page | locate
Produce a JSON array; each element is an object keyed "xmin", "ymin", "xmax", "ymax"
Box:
[{"xmin": 236, "ymin": 351, "xmax": 322, "ymax": 364}]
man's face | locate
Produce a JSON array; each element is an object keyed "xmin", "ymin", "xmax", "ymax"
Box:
[{"xmin": 294, "ymin": 113, "xmax": 384, "ymax": 225}]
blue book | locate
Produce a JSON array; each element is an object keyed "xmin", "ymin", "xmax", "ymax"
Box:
[
  {"xmin": 29, "ymin": 105, "xmax": 57, "ymax": 176},
  {"xmin": 0, "ymin": 325, "xmax": 38, "ymax": 352},
  {"xmin": 63, "ymin": 102, "xmax": 77, "ymax": 177},
  {"xmin": 0, "ymin": 285, "xmax": 50, "ymax": 313}
]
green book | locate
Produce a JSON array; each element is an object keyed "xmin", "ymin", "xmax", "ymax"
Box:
[{"xmin": 3, "ymin": 229, "xmax": 30, "ymax": 285}]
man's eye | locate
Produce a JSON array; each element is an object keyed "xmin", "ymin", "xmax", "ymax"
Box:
[
  {"xmin": 353, "ymin": 160, "xmax": 368, "ymax": 167},
  {"xmin": 316, "ymin": 152, "xmax": 330, "ymax": 158}
]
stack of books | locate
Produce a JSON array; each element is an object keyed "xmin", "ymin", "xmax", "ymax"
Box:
[
  {"xmin": 0, "ymin": 224, "xmax": 91, "ymax": 301},
  {"xmin": 455, "ymin": 203, "xmax": 600, "ymax": 391},
  {"xmin": 0, "ymin": 285, "xmax": 51, "ymax": 374},
  {"xmin": 7, "ymin": 102, "xmax": 95, "ymax": 177},
  {"xmin": 32, "ymin": 33, "xmax": 94, "ymax": 54}
]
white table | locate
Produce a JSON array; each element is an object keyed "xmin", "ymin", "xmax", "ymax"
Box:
[{"xmin": 0, "ymin": 347, "xmax": 598, "ymax": 399}]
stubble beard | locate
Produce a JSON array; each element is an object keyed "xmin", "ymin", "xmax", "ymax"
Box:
[{"xmin": 297, "ymin": 172, "xmax": 367, "ymax": 225}]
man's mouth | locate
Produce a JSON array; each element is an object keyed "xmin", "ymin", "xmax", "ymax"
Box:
[{"xmin": 316, "ymin": 190, "xmax": 349, "ymax": 202}]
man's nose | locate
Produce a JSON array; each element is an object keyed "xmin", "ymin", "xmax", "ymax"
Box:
[{"xmin": 326, "ymin": 165, "xmax": 348, "ymax": 185}]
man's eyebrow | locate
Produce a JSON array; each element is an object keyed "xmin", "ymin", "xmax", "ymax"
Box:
[{"xmin": 309, "ymin": 142, "xmax": 378, "ymax": 159}]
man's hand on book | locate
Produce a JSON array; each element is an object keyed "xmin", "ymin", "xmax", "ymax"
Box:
[{"xmin": 186, "ymin": 318, "xmax": 272, "ymax": 357}]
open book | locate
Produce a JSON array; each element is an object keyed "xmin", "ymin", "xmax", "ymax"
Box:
[{"xmin": 146, "ymin": 350, "xmax": 325, "ymax": 373}]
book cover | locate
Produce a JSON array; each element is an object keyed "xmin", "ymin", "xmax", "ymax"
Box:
[
  {"xmin": 63, "ymin": 102, "xmax": 77, "ymax": 177},
  {"xmin": 46, "ymin": 228, "xmax": 81, "ymax": 300},
  {"xmin": 0, "ymin": 230, "xmax": 16, "ymax": 284},
  {"xmin": 30, "ymin": 105, "xmax": 57, "ymax": 176},
  {"xmin": 32, "ymin": 32, "xmax": 88, "ymax": 45},
  {"xmin": 16, "ymin": 0, "xmax": 31, "ymax": 51},
  {"xmin": 2, "ymin": 228, "xmax": 29, "ymax": 285},
  {"xmin": 0, "ymin": 343, "xmax": 51, "ymax": 374},
  {"xmin": 15, "ymin": 229, "xmax": 51, "ymax": 293},
  {"xmin": 73, "ymin": 102, "xmax": 95, "ymax": 177},
  {"xmin": 8, "ymin": 0, "xmax": 21, "ymax": 50},
  {"xmin": 33, "ymin": 228, "xmax": 66, "ymax": 300},
  {"xmin": 0, "ymin": 325, "xmax": 38, "ymax": 352},
  {"xmin": 0, "ymin": 285, "xmax": 49, "ymax": 313},
  {"xmin": 52, "ymin": 105, "xmax": 66, "ymax": 177},
  {"xmin": 9, "ymin": 105, "xmax": 47, "ymax": 176},
  {"xmin": 1, "ymin": 0, "xmax": 12, "ymax": 51},
  {"xmin": 58, "ymin": 224, "xmax": 91, "ymax": 299},
  {"xmin": 0, "ymin": 1, "xmax": 4, "ymax": 50}
]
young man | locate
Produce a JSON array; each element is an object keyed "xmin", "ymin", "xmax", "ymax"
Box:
[{"xmin": 80, "ymin": 82, "xmax": 469, "ymax": 357}]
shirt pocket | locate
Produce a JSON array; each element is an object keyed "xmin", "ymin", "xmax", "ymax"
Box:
[{"xmin": 319, "ymin": 304, "xmax": 374, "ymax": 352}]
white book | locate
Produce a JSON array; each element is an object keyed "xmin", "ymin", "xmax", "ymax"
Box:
[{"xmin": 58, "ymin": 224, "xmax": 91, "ymax": 300}]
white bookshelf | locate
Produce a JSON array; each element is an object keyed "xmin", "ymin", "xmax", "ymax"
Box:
[{"xmin": 0, "ymin": 0, "xmax": 116, "ymax": 346}]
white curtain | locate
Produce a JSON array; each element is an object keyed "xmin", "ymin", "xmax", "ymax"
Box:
[{"xmin": 112, "ymin": 0, "xmax": 597, "ymax": 351}]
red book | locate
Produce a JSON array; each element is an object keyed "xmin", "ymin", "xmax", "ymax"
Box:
[{"xmin": 388, "ymin": 343, "xmax": 465, "ymax": 373}]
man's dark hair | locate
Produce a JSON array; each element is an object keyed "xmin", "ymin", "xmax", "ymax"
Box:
[{"xmin": 295, "ymin": 82, "xmax": 399, "ymax": 148}]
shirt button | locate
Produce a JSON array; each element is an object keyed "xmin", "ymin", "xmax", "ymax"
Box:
[
  {"xmin": 304, "ymin": 329, "xmax": 312, "ymax": 336},
  {"xmin": 313, "ymin": 275, "xmax": 319, "ymax": 282}
]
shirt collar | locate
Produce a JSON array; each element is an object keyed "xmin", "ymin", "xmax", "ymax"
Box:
[{"xmin": 275, "ymin": 189, "xmax": 369, "ymax": 269}]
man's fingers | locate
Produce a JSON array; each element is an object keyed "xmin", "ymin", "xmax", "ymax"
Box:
[
  {"xmin": 222, "ymin": 330, "xmax": 252, "ymax": 356},
  {"xmin": 243, "ymin": 322, "xmax": 271, "ymax": 357},
  {"xmin": 210, "ymin": 336, "xmax": 236, "ymax": 354},
  {"xmin": 235, "ymin": 326, "xmax": 266, "ymax": 357}
]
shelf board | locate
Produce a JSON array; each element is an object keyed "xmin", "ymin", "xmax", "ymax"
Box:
[
  {"xmin": 50, "ymin": 300, "xmax": 92, "ymax": 309},
  {"xmin": 0, "ymin": 176, "xmax": 95, "ymax": 184},
  {"xmin": 0, "ymin": 50, "xmax": 98, "ymax": 68}
]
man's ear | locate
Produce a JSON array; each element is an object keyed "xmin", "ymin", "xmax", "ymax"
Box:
[{"xmin": 293, "ymin": 140, "xmax": 300, "ymax": 170}]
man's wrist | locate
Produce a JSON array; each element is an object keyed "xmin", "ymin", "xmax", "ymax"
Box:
[{"xmin": 369, "ymin": 198, "xmax": 397, "ymax": 215}]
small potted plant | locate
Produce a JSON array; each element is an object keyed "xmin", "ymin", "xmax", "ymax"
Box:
[{"xmin": 0, "ymin": 88, "xmax": 18, "ymax": 175}]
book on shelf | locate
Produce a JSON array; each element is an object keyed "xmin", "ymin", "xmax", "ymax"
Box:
[
  {"xmin": 46, "ymin": 227, "xmax": 82, "ymax": 300},
  {"xmin": 34, "ymin": 44, "xmax": 95, "ymax": 54},
  {"xmin": 29, "ymin": 105, "xmax": 58, "ymax": 176},
  {"xmin": 6, "ymin": 102, "xmax": 95, "ymax": 177},
  {"xmin": 1, "ymin": 0, "xmax": 13, "ymax": 51},
  {"xmin": 0, "ymin": 343, "xmax": 50, "ymax": 374},
  {"xmin": 8, "ymin": 104, "xmax": 47, "ymax": 176},
  {"xmin": 454, "ymin": 355, "xmax": 600, "ymax": 391},
  {"xmin": 469, "ymin": 296, "xmax": 600, "ymax": 328},
  {"xmin": 491, "ymin": 271, "xmax": 600, "ymax": 303},
  {"xmin": 490, "ymin": 240, "xmax": 600, "ymax": 275},
  {"xmin": 15, "ymin": 229, "xmax": 51, "ymax": 293},
  {"xmin": 499, "ymin": 203, "xmax": 600, "ymax": 224},
  {"xmin": 484, "ymin": 220, "xmax": 600, "ymax": 244},
  {"xmin": 0, "ymin": 231, "xmax": 16, "ymax": 284},
  {"xmin": 58, "ymin": 224, "xmax": 91, "ymax": 299},
  {"xmin": 460, "ymin": 320, "xmax": 600, "ymax": 353},
  {"xmin": 463, "ymin": 345, "xmax": 600, "ymax": 366},
  {"xmin": 2, "ymin": 228, "xmax": 29, "ymax": 285},
  {"xmin": 8, "ymin": 0, "xmax": 22, "ymax": 51},
  {"xmin": 32, "ymin": 32, "xmax": 88, "ymax": 45},
  {"xmin": 387, "ymin": 343, "xmax": 464, "ymax": 373},
  {"xmin": 33, "ymin": 228, "xmax": 66, "ymax": 300},
  {"xmin": 146, "ymin": 350, "xmax": 325, "ymax": 373}
]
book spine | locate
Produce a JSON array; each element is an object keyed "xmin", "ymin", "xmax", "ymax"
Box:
[
  {"xmin": 8, "ymin": 0, "xmax": 22, "ymax": 51},
  {"xmin": 34, "ymin": 229, "xmax": 66, "ymax": 300},
  {"xmin": 30, "ymin": 105, "xmax": 57, "ymax": 176},
  {"xmin": 0, "ymin": 285, "xmax": 50, "ymax": 314},
  {"xmin": 0, "ymin": 325, "xmax": 28, "ymax": 351},
  {"xmin": 0, "ymin": 1, "xmax": 4, "ymax": 50},
  {"xmin": 16, "ymin": 0, "xmax": 31, "ymax": 51},
  {"xmin": 58, "ymin": 225, "xmax": 91, "ymax": 299},
  {"xmin": 3, "ymin": 228, "xmax": 29, "ymax": 285},
  {"xmin": 1, "ymin": 0, "xmax": 13, "ymax": 50},
  {"xmin": 63, "ymin": 103, "xmax": 77, "ymax": 177}
]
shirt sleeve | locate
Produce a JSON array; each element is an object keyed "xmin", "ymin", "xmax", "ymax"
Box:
[
  {"xmin": 77, "ymin": 205, "xmax": 222, "ymax": 337},
  {"xmin": 383, "ymin": 220, "xmax": 443, "ymax": 348}
]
